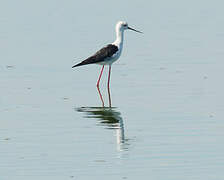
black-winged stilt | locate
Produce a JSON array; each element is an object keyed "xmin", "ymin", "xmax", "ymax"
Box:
[{"xmin": 72, "ymin": 21, "xmax": 142, "ymax": 107}]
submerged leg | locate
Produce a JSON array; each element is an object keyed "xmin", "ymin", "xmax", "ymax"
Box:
[
  {"xmin": 96, "ymin": 65, "xmax": 105, "ymax": 107},
  {"xmin": 107, "ymin": 65, "xmax": 112, "ymax": 107}
]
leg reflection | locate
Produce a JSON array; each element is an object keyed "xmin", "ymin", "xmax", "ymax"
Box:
[{"xmin": 76, "ymin": 107, "xmax": 129, "ymax": 151}]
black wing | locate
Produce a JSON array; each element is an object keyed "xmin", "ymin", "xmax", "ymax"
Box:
[{"xmin": 72, "ymin": 44, "xmax": 118, "ymax": 68}]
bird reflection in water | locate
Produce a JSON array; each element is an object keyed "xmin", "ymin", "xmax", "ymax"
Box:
[{"xmin": 76, "ymin": 107, "xmax": 128, "ymax": 151}]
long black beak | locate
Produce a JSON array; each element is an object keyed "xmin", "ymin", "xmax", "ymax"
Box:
[{"xmin": 128, "ymin": 26, "xmax": 143, "ymax": 33}]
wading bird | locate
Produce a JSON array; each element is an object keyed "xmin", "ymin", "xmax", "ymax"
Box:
[{"xmin": 72, "ymin": 21, "xmax": 142, "ymax": 107}]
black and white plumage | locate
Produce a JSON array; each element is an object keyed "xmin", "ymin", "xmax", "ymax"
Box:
[
  {"xmin": 72, "ymin": 21, "xmax": 142, "ymax": 107},
  {"xmin": 72, "ymin": 44, "xmax": 118, "ymax": 67}
]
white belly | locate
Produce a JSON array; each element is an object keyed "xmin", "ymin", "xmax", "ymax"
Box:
[{"xmin": 97, "ymin": 47, "xmax": 122, "ymax": 65}]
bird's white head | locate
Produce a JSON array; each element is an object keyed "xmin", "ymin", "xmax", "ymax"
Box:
[
  {"xmin": 113, "ymin": 21, "xmax": 142, "ymax": 47},
  {"xmin": 116, "ymin": 21, "xmax": 142, "ymax": 33}
]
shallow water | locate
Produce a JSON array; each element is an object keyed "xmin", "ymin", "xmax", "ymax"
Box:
[{"xmin": 1, "ymin": 0, "xmax": 224, "ymax": 179}]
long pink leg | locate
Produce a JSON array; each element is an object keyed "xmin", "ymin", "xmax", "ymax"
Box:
[
  {"xmin": 96, "ymin": 65, "xmax": 104, "ymax": 87},
  {"xmin": 96, "ymin": 65, "xmax": 105, "ymax": 107},
  {"xmin": 97, "ymin": 86, "xmax": 104, "ymax": 107},
  {"xmin": 107, "ymin": 65, "xmax": 112, "ymax": 107}
]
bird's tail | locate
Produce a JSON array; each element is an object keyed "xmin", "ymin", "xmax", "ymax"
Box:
[
  {"xmin": 72, "ymin": 62, "xmax": 85, "ymax": 68},
  {"xmin": 72, "ymin": 57, "xmax": 95, "ymax": 68}
]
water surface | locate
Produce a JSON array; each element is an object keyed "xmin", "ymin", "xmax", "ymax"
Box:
[{"xmin": 1, "ymin": 0, "xmax": 224, "ymax": 179}]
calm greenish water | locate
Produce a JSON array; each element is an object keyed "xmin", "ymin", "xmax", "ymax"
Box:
[{"xmin": 1, "ymin": 0, "xmax": 224, "ymax": 179}]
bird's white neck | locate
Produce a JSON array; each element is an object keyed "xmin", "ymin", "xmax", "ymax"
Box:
[{"xmin": 113, "ymin": 27, "xmax": 124, "ymax": 48}]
